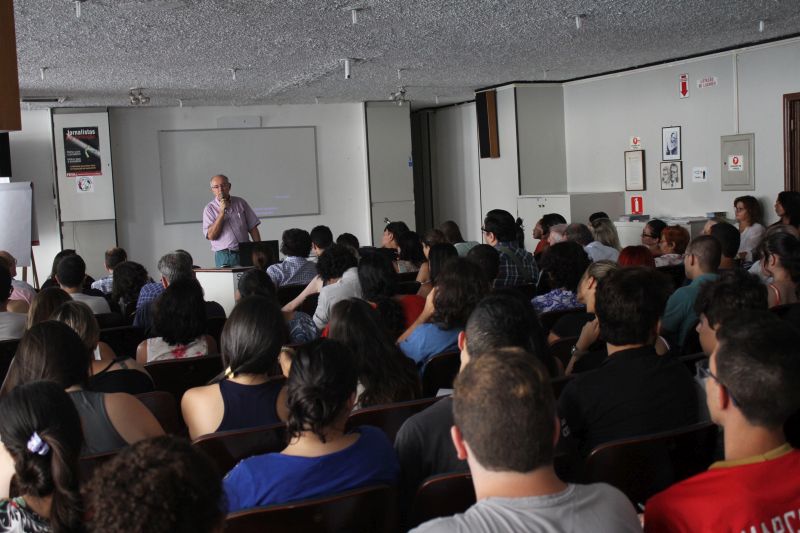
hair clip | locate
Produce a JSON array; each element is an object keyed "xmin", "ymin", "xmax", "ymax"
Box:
[
  {"xmin": 224, "ymin": 366, "xmax": 235, "ymax": 379},
  {"xmin": 280, "ymin": 346, "xmax": 296, "ymax": 358},
  {"xmin": 26, "ymin": 432, "xmax": 50, "ymax": 456}
]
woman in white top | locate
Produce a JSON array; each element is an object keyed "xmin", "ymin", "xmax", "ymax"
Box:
[
  {"xmin": 734, "ymin": 195, "xmax": 765, "ymax": 262},
  {"xmin": 136, "ymin": 279, "xmax": 217, "ymax": 364}
]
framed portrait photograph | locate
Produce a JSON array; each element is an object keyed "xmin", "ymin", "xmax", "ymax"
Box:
[
  {"xmin": 660, "ymin": 161, "xmax": 683, "ymax": 190},
  {"xmin": 624, "ymin": 150, "xmax": 645, "ymax": 191},
  {"xmin": 662, "ymin": 126, "xmax": 681, "ymax": 161}
]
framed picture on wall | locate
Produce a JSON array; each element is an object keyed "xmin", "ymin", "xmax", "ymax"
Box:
[
  {"xmin": 660, "ymin": 161, "xmax": 683, "ymax": 190},
  {"xmin": 662, "ymin": 126, "xmax": 681, "ymax": 161},
  {"xmin": 624, "ymin": 150, "xmax": 645, "ymax": 191}
]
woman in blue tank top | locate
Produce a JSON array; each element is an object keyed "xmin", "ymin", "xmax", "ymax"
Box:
[
  {"xmin": 182, "ymin": 295, "xmax": 289, "ymax": 440},
  {"xmin": 224, "ymin": 339, "xmax": 399, "ymax": 512}
]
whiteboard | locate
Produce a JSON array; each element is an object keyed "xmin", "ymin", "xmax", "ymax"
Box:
[
  {"xmin": 158, "ymin": 127, "xmax": 320, "ymax": 224},
  {"xmin": 52, "ymin": 112, "xmax": 116, "ymax": 222},
  {"xmin": 0, "ymin": 182, "xmax": 32, "ymax": 265}
]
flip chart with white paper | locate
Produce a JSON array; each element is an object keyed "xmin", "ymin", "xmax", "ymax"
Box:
[
  {"xmin": 158, "ymin": 127, "xmax": 320, "ymax": 225},
  {"xmin": 0, "ymin": 182, "xmax": 32, "ymax": 265}
]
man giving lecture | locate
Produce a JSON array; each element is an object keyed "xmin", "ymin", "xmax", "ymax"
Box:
[{"xmin": 203, "ymin": 174, "xmax": 261, "ymax": 267}]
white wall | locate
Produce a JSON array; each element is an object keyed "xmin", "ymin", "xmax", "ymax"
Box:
[
  {"xmin": 429, "ymin": 103, "xmax": 482, "ymax": 242},
  {"xmin": 564, "ymin": 38, "xmax": 800, "ymax": 222},
  {"xmin": 110, "ymin": 103, "xmax": 370, "ymax": 274},
  {"xmin": 8, "ymin": 110, "xmax": 61, "ymax": 284},
  {"xmin": 478, "ymin": 86, "xmax": 519, "ymax": 218}
]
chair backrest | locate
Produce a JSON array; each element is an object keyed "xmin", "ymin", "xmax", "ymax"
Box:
[
  {"xmin": 421, "ymin": 350, "xmax": 461, "ymax": 398},
  {"xmin": 144, "ymin": 354, "xmax": 223, "ymax": 400},
  {"xmin": 95, "ymin": 312, "xmax": 127, "ymax": 329},
  {"xmin": 409, "ymin": 472, "xmax": 475, "ymax": 528},
  {"xmin": 99, "ymin": 325, "xmax": 145, "ymax": 360},
  {"xmin": 193, "ymin": 422, "xmax": 288, "ymax": 474},
  {"xmin": 205, "ymin": 316, "xmax": 227, "ymax": 351},
  {"xmin": 548, "ymin": 336, "xmax": 578, "ymax": 368},
  {"xmin": 299, "ymin": 293, "xmax": 319, "ymax": 317},
  {"xmin": 0, "ymin": 339, "xmax": 19, "ymax": 386},
  {"xmin": 510, "ymin": 283, "xmax": 538, "ymax": 300},
  {"xmin": 584, "ymin": 422, "xmax": 719, "ymax": 507},
  {"xmin": 395, "ymin": 281, "xmax": 421, "ymax": 295},
  {"xmin": 345, "ymin": 397, "xmax": 442, "ymax": 443},
  {"xmin": 78, "ymin": 450, "xmax": 118, "ymax": 483},
  {"xmin": 396, "ymin": 271, "xmax": 419, "ymax": 283},
  {"xmin": 538, "ymin": 307, "xmax": 587, "ymax": 335},
  {"xmin": 225, "ymin": 485, "xmax": 397, "ymax": 533},
  {"xmin": 678, "ymin": 352, "xmax": 707, "ymax": 375},
  {"xmin": 135, "ymin": 390, "xmax": 185, "ymax": 435},
  {"xmin": 276, "ymin": 284, "xmax": 307, "ymax": 306}
]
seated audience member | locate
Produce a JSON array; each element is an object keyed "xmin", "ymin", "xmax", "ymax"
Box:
[
  {"xmin": 181, "ymin": 296, "xmax": 288, "ymax": 440},
  {"xmin": 111, "ymin": 260, "xmax": 149, "ymax": 318},
  {"xmin": 2, "ymin": 321, "xmax": 164, "ymax": 454},
  {"xmin": 549, "ymin": 260, "xmax": 619, "ymax": 344},
  {"xmin": 267, "ymin": 228, "xmax": 317, "ymax": 287},
  {"xmin": 694, "ymin": 270, "xmax": 768, "ymax": 356},
  {"xmin": 760, "ymin": 232, "xmax": 800, "ymax": 307},
  {"xmin": 465, "ymin": 244, "xmax": 500, "ymax": 287},
  {"xmin": 661, "ymin": 235, "xmax": 721, "ymax": 349},
  {"xmin": 532, "ymin": 213, "xmax": 567, "ymax": 259},
  {"xmin": 747, "ymin": 223, "xmax": 799, "ymax": 282},
  {"xmin": 336, "ymin": 232, "xmax": 361, "ymax": 259},
  {"xmin": 411, "ymin": 349, "xmax": 642, "ymax": 533},
  {"xmin": 358, "ymin": 252, "xmax": 421, "ymax": 338},
  {"xmin": 415, "ymin": 229, "xmax": 447, "ymax": 285},
  {"xmin": 654, "ymin": 225, "xmax": 691, "ymax": 267},
  {"xmin": 589, "ymin": 211, "xmax": 610, "ymax": 223},
  {"xmin": 26, "ymin": 287, "xmax": 71, "ymax": 329},
  {"xmin": 399, "ymin": 259, "xmax": 488, "ymax": 367},
  {"xmin": 56, "ymin": 255, "xmax": 111, "ymax": 314},
  {"xmin": 641, "ymin": 219, "xmax": 667, "ymax": 257},
  {"xmin": 395, "ymin": 231, "xmax": 425, "ymax": 274},
  {"xmin": 136, "ymin": 279, "xmax": 217, "ymax": 363},
  {"xmin": 710, "ymin": 222, "xmax": 741, "ymax": 271},
  {"xmin": 396, "ymin": 295, "xmax": 555, "ymax": 508},
  {"xmin": 566, "ymin": 222, "xmax": 619, "ymax": 262},
  {"xmin": 91, "ymin": 247, "xmax": 127, "ymax": 294},
  {"xmin": 0, "ymin": 251, "xmax": 35, "ymax": 313},
  {"xmin": 547, "ymin": 223, "xmax": 568, "ymax": 246},
  {"xmin": 618, "ymin": 245, "xmax": 655, "ymax": 267},
  {"xmin": 328, "ymin": 299, "xmax": 421, "ymax": 408},
  {"xmin": 41, "ymin": 249, "xmax": 92, "ymax": 291},
  {"xmin": 558, "ymin": 267, "xmax": 698, "ymax": 456},
  {"xmin": 381, "ymin": 221, "xmax": 411, "ymax": 257},
  {"xmin": 85, "ymin": 436, "xmax": 224, "ymax": 533},
  {"xmin": 483, "ymin": 209, "xmax": 537, "ymax": 287},
  {"xmin": 224, "ymin": 339, "xmax": 399, "ymax": 512},
  {"xmin": 135, "ymin": 251, "xmax": 225, "ymax": 333},
  {"xmin": 237, "ymin": 268, "xmax": 317, "ymax": 344},
  {"xmin": 0, "ymin": 270, "xmax": 26, "ymax": 341},
  {"xmin": 284, "ymin": 244, "xmax": 362, "ymax": 331},
  {"xmin": 774, "ymin": 190, "xmax": 800, "ymax": 227},
  {"xmin": 418, "ymin": 243, "xmax": 458, "ymax": 299},
  {"xmin": 439, "ymin": 220, "xmax": 479, "ymax": 256},
  {"xmin": 0, "ymin": 381, "xmax": 84, "ymax": 532},
  {"xmin": 533, "ymin": 241, "xmax": 591, "ymax": 314},
  {"xmin": 590, "ymin": 218, "xmax": 622, "ymax": 257},
  {"xmin": 734, "ymin": 195, "xmax": 765, "ymax": 262},
  {"xmin": 310, "ymin": 225, "xmax": 334, "ymax": 257},
  {"xmin": 644, "ymin": 312, "xmax": 800, "ymax": 533},
  {"xmin": 52, "ymin": 301, "xmax": 153, "ymax": 395}
]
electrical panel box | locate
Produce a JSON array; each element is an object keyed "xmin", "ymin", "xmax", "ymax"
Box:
[{"xmin": 720, "ymin": 133, "xmax": 755, "ymax": 191}]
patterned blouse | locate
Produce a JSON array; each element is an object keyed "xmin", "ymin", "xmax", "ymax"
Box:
[
  {"xmin": 0, "ymin": 498, "xmax": 51, "ymax": 532},
  {"xmin": 532, "ymin": 288, "xmax": 581, "ymax": 314}
]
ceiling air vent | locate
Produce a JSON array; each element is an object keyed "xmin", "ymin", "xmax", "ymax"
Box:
[{"xmin": 20, "ymin": 96, "xmax": 68, "ymax": 104}]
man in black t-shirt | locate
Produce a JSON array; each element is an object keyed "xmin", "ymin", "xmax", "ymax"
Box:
[{"xmin": 558, "ymin": 267, "xmax": 699, "ymax": 456}]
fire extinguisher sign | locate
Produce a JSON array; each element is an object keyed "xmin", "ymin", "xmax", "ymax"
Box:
[{"xmin": 679, "ymin": 74, "xmax": 689, "ymax": 99}]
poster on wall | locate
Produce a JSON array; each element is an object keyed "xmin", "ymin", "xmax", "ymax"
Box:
[{"xmin": 63, "ymin": 127, "xmax": 102, "ymax": 177}]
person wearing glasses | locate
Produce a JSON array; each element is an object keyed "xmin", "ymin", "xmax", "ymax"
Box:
[
  {"xmin": 640, "ymin": 219, "xmax": 667, "ymax": 257},
  {"xmin": 644, "ymin": 311, "xmax": 800, "ymax": 533},
  {"xmin": 203, "ymin": 174, "xmax": 261, "ymax": 268}
]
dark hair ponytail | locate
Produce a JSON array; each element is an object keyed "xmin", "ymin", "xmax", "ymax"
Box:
[
  {"xmin": 286, "ymin": 339, "xmax": 357, "ymax": 442},
  {"xmin": 0, "ymin": 381, "xmax": 83, "ymax": 533},
  {"xmin": 764, "ymin": 233, "xmax": 800, "ymax": 282}
]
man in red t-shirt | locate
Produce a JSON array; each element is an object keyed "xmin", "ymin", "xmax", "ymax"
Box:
[{"xmin": 644, "ymin": 311, "xmax": 800, "ymax": 533}]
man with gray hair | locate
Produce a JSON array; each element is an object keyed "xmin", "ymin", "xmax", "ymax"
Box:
[
  {"xmin": 203, "ymin": 174, "xmax": 261, "ymax": 268},
  {"xmin": 134, "ymin": 250, "xmax": 223, "ymax": 332},
  {"xmin": 565, "ymin": 223, "xmax": 619, "ymax": 262}
]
